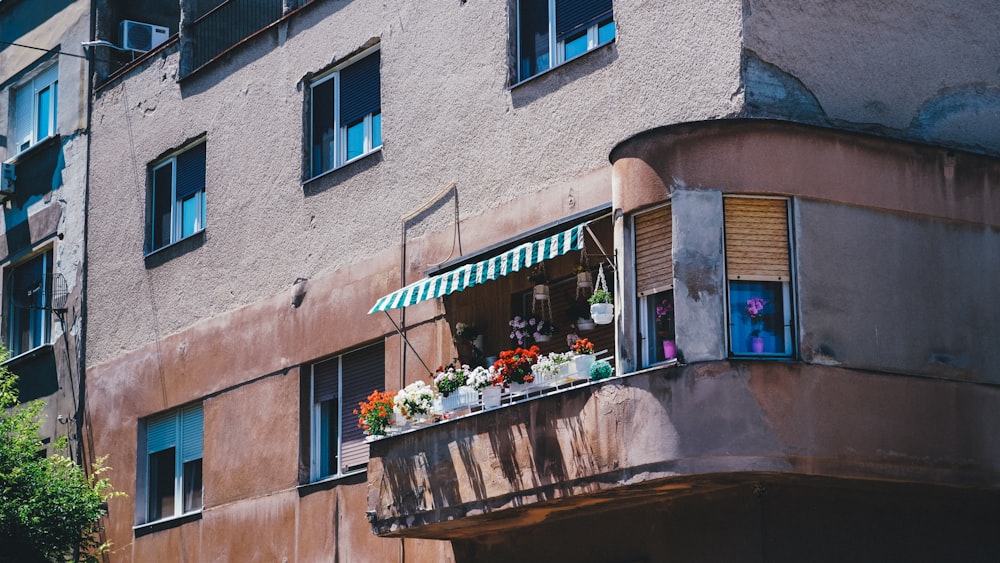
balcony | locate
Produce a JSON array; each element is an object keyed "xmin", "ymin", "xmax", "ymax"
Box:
[
  {"xmin": 186, "ymin": 0, "xmax": 285, "ymax": 74},
  {"xmin": 366, "ymin": 360, "xmax": 1000, "ymax": 539}
]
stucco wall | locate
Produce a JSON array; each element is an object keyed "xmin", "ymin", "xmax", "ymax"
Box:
[
  {"xmin": 743, "ymin": 0, "xmax": 1000, "ymax": 155},
  {"xmin": 85, "ymin": 0, "xmax": 744, "ymax": 366},
  {"xmin": 796, "ymin": 199, "xmax": 1000, "ymax": 382}
]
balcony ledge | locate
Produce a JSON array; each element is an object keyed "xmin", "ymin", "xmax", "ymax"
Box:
[{"xmin": 366, "ymin": 360, "xmax": 1000, "ymax": 539}]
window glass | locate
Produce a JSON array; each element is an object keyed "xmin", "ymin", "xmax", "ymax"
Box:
[
  {"xmin": 643, "ymin": 289, "xmax": 675, "ymax": 364},
  {"xmin": 7, "ymin": 252, "xmax": 51, "ymax": 356},
  {"xmin": 318, "ymin": 399, "xmax": 337, "ymax": 478},
  {"xmin": 182, "ymin": 459, "xmax": 203, "ymax": 512},
  {"xmin": 149, "ymin": 448, "xmax": 176, "ymax": 521},
  {"xmin": 345, "ymin": 120, "xmax": 365, "ymax": 161},
  {"xmin": 598, "ymin": 19, "xmax": 616, "ymax": 44},
  {"xmin": 729, "ymin": 280, "xmax": 789, "ymax": 355},
  {"xmin": 310, "ymin": 78, "xmax": 335, "ymax": 177},
  {"xmin": 372, "ymin": 112, "xmax": 382, "ymax": 149},
  {"xmin": 519, "ymin": 0, "xmax": 550, "ymax": 81},
  {"xmin": 148, "ymin": 143, "xmax": 206, "ymax": 253},
  {"xmin": 36, "ymin": 85, "xmax": 52, "ymax": 140}
]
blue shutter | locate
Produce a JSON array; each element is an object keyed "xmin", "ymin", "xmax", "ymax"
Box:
[
  {"xmin": 147, "ymin": 411, "xmax": 178, "ymax": 454},
  {"xmin": 175, "ymin": 143, "xmax": 206, "ymax": 199},
  {"xmin": 180, "ymin": 404, "xmax": 203, "ymax": 462},
  {"xmin": 340, "ymin": 343, "xmax": 384, "ymax": 469},
  {"xmin": 556, "ymin": 0, "xmax": 613, "ymax": 40},
  {"xmin": 339, "ymin": 51, "xmax": 380, "ymax": 127}
]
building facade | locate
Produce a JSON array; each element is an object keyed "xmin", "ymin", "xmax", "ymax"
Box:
[
  {"xmin": 1, "ymin": 0, "xmax": 90, "ymax": 465},
  {"xmin": 83, "ymin": 1, "xmax": 1000, "ymax": 561}
]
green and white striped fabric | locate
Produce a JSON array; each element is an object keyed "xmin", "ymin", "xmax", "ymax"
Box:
[{"xmin": 369, "ymin": 222, "xmax": 586, "ymax": 313}]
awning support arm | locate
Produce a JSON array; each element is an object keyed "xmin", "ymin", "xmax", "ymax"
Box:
[
  {"xmin": 585, "ymin": 223, "xmax": 616, "ymax": 272},
  {"xmin": 382, "ymin": 311, "xmax": 434, "ymax": 376}
]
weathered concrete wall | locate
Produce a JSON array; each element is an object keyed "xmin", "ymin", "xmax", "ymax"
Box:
[
  {"xmin": 0, "ymin": 0, "xmax": 89, "ymax": 457},
  {"xmin": 743, "ymin": 0, "xmax": 1000, "ymax": 155},
  {"xmin": 85, "ymin": 0, "xmax": 744, "ymax": 366},
  {"xmin": 367, "ymin": 362, "xmax": 1000, "ymax": 539},
  {"xmin": 797, "ymin": 199, "xmax": 1000, "ymax": 382}
]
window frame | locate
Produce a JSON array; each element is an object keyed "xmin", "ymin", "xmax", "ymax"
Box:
[
  {"xmin": 4, "ymin": 249, "xmax": 52, "ymax": 358},
  {"xmin": 309, "ymin": 342, "xmax": 384, "ymax": 482},
  {"xmin": 10, "ymin": 63, "xmax": 58, "ymax": 155},
  {"xmin": 136, "ymin": 403, "xmax": 204, "ymax": 526},
  {"xmin": 723, "ymin": 196, "xmax": 796, "ymax": 358},
  {"xmin": 146, "ymin": 140, "xmax": 207, "ymax": 255},
  {"xmin": 515, "ymin": 0, "xmax": 616, "ymax": 84},
  {"xmin": 308, "ymin": 46, "xmax": 382, "ymax": 179}
]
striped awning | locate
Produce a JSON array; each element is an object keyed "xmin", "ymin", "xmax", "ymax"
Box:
[{"xmin": 369, "ymin": 222, "xmax": 586, "ymax": 313}]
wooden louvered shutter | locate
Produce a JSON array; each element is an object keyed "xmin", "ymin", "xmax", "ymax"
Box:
[
  {"xmin": 179, "ymin": 404, "xmax": 203, "ymax": 463},
  {"xmin": 339, "ymin": 343, "xmax": 384, "ymax": 471},
  {"xmin": 634, "ymin": 205, "xmax": 672, "ymax": 297},
  {"xmin": 313, "ymin": 357, "xmax": 339, "ymax": 404},
  {"xmin": 724, "ymin": 198, "xmax": 790, "ymax": 281}
]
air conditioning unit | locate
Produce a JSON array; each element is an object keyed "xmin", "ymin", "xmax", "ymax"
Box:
[
  {"xmin": 120, "ymin": 20, "xmax": 170, "ymax": 53},
  {"xmin": 0, "ymin": 162, "xmax": 15, "ymax": 198}
]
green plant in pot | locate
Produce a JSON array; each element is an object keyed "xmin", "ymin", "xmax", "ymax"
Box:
[{"xmin": 588, "ymin": 289, "xmax": 614, "ymax": 324}]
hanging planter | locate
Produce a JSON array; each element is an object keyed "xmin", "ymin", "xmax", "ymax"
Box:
[
  {"xmin": 576, "ymin": 271, "xmax": 592, "ymax": 290},
  {"xmin": 533, "ymin": 283, "xmax": 550, "ymax": 300},
  {"xmin": 588, "ymin": 263, "xmax": 614, "ymax": 325}
]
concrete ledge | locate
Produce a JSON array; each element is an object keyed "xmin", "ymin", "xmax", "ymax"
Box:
[{"xmin": 366, "ymin": 361, "xmax": 1000, "ymax": 539}]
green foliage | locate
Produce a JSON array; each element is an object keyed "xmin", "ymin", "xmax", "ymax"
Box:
[
  {"xmin": 588, "ymin": 288, "xmax": 613, "ymax": 305},
  {"xmin": 0, "ymin": 356, "xmax": 122, "ymax": 562}
]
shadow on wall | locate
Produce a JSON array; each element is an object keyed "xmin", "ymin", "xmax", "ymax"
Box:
[{"xmin": 0, "ymin": 0, "xmax": 77, "ymax": 50}]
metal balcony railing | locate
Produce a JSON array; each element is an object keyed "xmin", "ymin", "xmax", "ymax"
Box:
[{"xmin": 188, "ymin": 0, "xmax": 284, "ymax": 72}]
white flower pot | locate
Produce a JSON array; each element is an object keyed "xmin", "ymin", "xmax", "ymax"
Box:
[
  {"xmin": 481, "ymin": 386, "xmax": 502, "ymax": 409},
  {"xmin": 535, "ymin": 334, "xmax": 551, "ymax": 343},
  {"xmin": 570, "ymin": 354, "xmax": 595, "ymax": 380},
  {"xmin": 576, "ymin": 318, "xmax": 596, "ymax": 331},
  {"xmin": 441, "ymin": 386, "xmax": 477, "ymax": 412},
  {"xmin": 576, "ymin": 271, "xmax": 592, "ymax": 288},
  {"xmin": 590, "ymin": 303, "xmax": 613, "ymax": 324}
]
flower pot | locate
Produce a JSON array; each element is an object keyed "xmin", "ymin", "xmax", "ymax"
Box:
[
  {"xmin": 535, "ymin": 334, "xmax": 551, "ymax": 343},
  {"xmin": 441, "ymin": 386, "xmax": 477, "ymax": 412},
  {"xmin": 570, "ymin": 353, "xmax": 595, "ymax": 380},
  {"xmin": 481, "ymin": 386, "xmax": 502, "ymax": 409},
  {"xmin": 590, "ymin": 303, "xmax": 613, "ymax": 324},
  {"xmin": 576, "ymin": 318, "xmax": 596, "ymax": 331},
  {"xmin": 473, "ymin": 335, "xmax": 484, "ymax": 351},
  {"xmin": 576, "ymin": 271, "xmax": 593, "ymax": 289},
  {"xmin": 662, "ymin": 340, "xmax": 676, "ymax": 360},
  {"xmin": 533, "ymin": 284, "xmax": 550, "ymax": 300},
  {"xmin": 751, "ymin": 337, "xmax": 765, "ymax": 353}
]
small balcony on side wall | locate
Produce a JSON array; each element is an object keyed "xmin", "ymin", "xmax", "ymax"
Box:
[{"xmin": 366, "ymin": 360, "xmax": 1000, "ymax": 539}]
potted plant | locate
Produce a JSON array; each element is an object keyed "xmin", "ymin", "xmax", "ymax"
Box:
[
  {"xmin": 656, "ymin": 299, "xmax": 676, "ymax": 359},
  {"xmin": 532, "ymin": 316, "xmax": 557, "ymax": 343},
  {"xmin": 588, "ymin": 288, "xmax": 614, "ymax": 324},
  {"xmin": 569, "ymin": 337, "xmax": 596, "ymax": 378},
  {"xmin": 355, "ymin": 390, "xmax": 395, "ymax": 439},
  {"xmin": 532, "ymin": 351, "xmax": 573, "ymax": 385},
  {"xmin": 493, "ymin": 346, "xmax": 540, "ymax": 392},
  {"xmin": 509, "ymin": 316, "xmax": 534, "ymax": 347},
  {"xmin": 467, "ymin": 365, "xmax": 502, "ymax": 409},
  {"xmin": 529, "ymin": 264, "xmax": 549, "ymax": 301},
  {"xmin": 744, "ymin": 297, "xmax": 767, "ymax": 353},
  {"xmin": 569, "ymin": 301, "xmax": 595, "ymax": 331},
  {"xmin": 433, "ymin": 363, "xmax": 477, "ymax": 412},
  {"xmin": 393, "ymin": 380, "xmax": 436, "ymax": 424}
]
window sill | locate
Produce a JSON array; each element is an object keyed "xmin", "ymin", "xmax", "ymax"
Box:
[
  {"xmin": 509, "ymin": 38, "xmax": 616, "ymax": 90},
  {"xmin": 143, "ymin": 229, "xmax": 206, "ymax": 268},
  {"xmin": 1, "ymin": 343, "xmax": 54, "ymax": 367},
  {"xmin": 297, "ymin": 468, "xmax": 367, "ymax": 497},
  {"xmin": 302, "ymin": 146, "xmax": 382, "ymax": 186},
  {"xmin": 5, "ymin": 134, "xmax": 61, "ymax": 166},
  {"xmin": 133, "ymin": 510, "xmax": 202, "ymax": 538}
]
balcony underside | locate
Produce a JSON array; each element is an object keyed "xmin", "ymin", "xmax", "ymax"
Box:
[{"xmin": 366, "ymin": 361, "xmax": 1000, "ymax": 539}]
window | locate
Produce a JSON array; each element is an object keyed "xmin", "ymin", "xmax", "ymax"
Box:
[
  {"xmin": 724, "ymin": 197, "xmax": 794, "ymax": 356},
  {"xmin": 634, "ymin": 205, "xmax": 674, "ymax": 366},
  {"xmin": 310, "ymin": 49, "xmax": 382, "ymax": 177},
  {"xmin": 10, "ymin": 64, "xmax": 58, "ymax": 154},
  {"xmin": 310, "ymin": 342, "xmax": 384, "ymax": 481},
  {"xmin": 516, "ymin": 0, "xmax": 615, "ymax": 82},
  {"xmin": 5, "ymin": 250, "xmax": 52, "ymax": 357},
  {"xmin": 139, "ymin": 403, "xmax": 203, "ymax": 524},
  {"xmin": 148, "ymin": 141, "xmax": 206, "ymax": 253}
]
